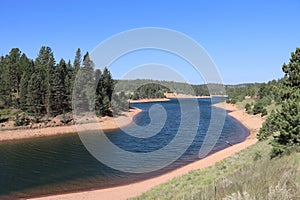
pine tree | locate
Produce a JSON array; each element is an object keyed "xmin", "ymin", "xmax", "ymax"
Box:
[
  {"xmin": 282, "ymin": 47, "xmax": 300, "ymax": 100},
  {"xmin": 34, "ymin": 46, "xmax": 55, "ymax": 114},
  {"xmin": 19, "ymin": 54, "xmax": 34, "ymax": 110},
  {"xmin": 270, "ymin": 100, "xmax": 300, "ymax": 157},
  {"xmin": 272, "ymin": 48, "xmax": 300, "ymax": 156},
  {"xmin": 27, "ymin": 72, "xmax": 44, "ymax": 114},
  {"xmin": 102, "ymin": 67, "xmax": 113, "ymax": 101},
  {"xmin": 261, "ymin": 48, "xmax": 300, "ymax": 157},
  {"xmin": 70, "ymin": 48, "xmax": 81, "ymax": 100},
  {"xmin": 19, "ymin": 53, "xmax": 34, "ymax": 74},
  {"xmin": 97, "ymin": 67, "xmax": 113, "ymax": 116},
  {"xmin": 49, "ymin": 59, "xmax": 69, "ymax": 116},
  {"xmin": 65, "ymin": 60, "xmax": 73, "ymax": 108},
  {"xmin": 7, "ymin": 48, "xmax": 22, "ymax": 100},
  {"xmin": 101, "ymin": 95, "xmax": 111, "ymax": 116},
  {"xmin": 95, "ymin": 69, "xmax": 103, "ymax": 116},
  {"xmin": 0, "ymin": 56, "xmax": 11, "ymax": 107},
  {"xmin": 19, "ymin": 73, "xmax": 30, "ymax": 110},
  {"xmin": 73, "ymin": 52, "xmax": 95, "ymax": 114},
  {"xmin": 73, "ymin": 48, "xmax": 81, "ymax": 72}
]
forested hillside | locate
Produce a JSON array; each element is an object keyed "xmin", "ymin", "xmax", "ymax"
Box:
[
  {"xmin": 115, "ymin": 79, "xmax": 210, "ymax": 97},
  {"xmin": 116, "ymin": 79, "xmax": 230, "ymax": 98},
  {"xmin": 226, "ymin": 47, "xmax": 300, "ymax": 157},
  {"xmin": 0, "ymin": 47, "xmax": 114, "ymax": 126}
]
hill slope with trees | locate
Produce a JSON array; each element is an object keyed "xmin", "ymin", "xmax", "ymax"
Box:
[{"xmin": 0, "ymin": 47, "xmax": 114, "ymax": 127}]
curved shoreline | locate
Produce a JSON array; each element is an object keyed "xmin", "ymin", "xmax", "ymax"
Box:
[
  {"xmin": 0, "ymin": 107, "xmax": 143, "ymax": 142},
  {"xmin": 129, "ymin": 98, "xmax": 170, "ymax": 103},
  {"xmin": 128, "ymin": 95, "xmax": 212, "ymax": 104},
  {"xmin": 30, "ymin": 102, "xmax": 264, "ymax": 200}
]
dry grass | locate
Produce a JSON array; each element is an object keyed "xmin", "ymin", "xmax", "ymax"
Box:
[{"xmin": 133, "ymin": 140, "xmax": 300, "ymax": 200}]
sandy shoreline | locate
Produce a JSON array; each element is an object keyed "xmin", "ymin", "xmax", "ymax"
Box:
[
  {"xmin": 130, "ymin": 93, "xmax": 211, "ymax": 103},
  {"xmin": 129, "ymin": 94, "xmax": 212, "ymax": 104},
  {"xmin": 30, "ymin": 102, "xmax": 264, "ymax": 200},
  {"xmin": 0, "ymin": 107, "xmax": 142, "ymax": 142},
  {"xmin": 129, "ymin": 98, "xmax": 170, "ymax": 103},
  {"xmin": 164, "ymin": 93, "xmax": 211, "ymax": 99}
]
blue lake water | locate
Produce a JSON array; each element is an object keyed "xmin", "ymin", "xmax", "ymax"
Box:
[{"xmin": 0, "ymin": 98, "xmax": 248, "ymax": 199}]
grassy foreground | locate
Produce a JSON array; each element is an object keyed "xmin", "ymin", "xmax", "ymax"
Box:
[{"xmin": 133, "ymin": 140, "xmax": 300, "ymax": 200}]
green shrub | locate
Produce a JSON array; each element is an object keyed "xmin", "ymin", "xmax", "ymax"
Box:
[
  {"xmin": 261, "ymin": 108, "xmax": 268, "ymax": 116},
  {"xmin": 257, "ymin": 110, "xmax": 278, "ymax": 140},
  {"xmin": 253, "ymin": 102, "xmax": 264, "ymax": 115},
  {"xmin": 227, "ymin": 98, "xmax": 237, "ymax": 104},
  {"xmin": 245, "ymin": 103, "xmax": 251, "ymax": 112}
]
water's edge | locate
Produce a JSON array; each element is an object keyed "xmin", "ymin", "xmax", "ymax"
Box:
[{"xmin": 0, "ymin": 99, "xmax": 249, "ymax": 199}]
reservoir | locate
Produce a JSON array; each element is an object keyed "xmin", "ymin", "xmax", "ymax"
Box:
[{"xmin": 0, "ymin": 98, "xmax": 248, "ymax": 199}]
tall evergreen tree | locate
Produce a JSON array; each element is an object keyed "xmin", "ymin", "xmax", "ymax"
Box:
[
  {"xmin": 271, "ymin": 48, "xmax": 300, "ymax": 156},
  {"xmin": 65, "ymin": 60, "xmax": 73, "ymax": 108},
  {"xmin": 259, "ymin": 48, "xmax": 300, "ymax": 157},
  {"xmin": 99, "ymin": 67, "xmax": 113, "ymax": 115},
  {"xmin": 282, "ymin": 47, "xmax": 300, "ymax": 100},
  {"xmin": 73, "ymin": 48, "xmax": 81, "ymax": 72},
  {"xmin": 83, "ymin": 52, "xmax": 96, "ymax": 112},
  {"xmin": 7, "ymin": 48, "xmax": 22, "ymax": 99},
  {"xmin": 95, "ymin": 69, "xmax": 103, "ymax": 116},
  {"xmin": 20, "ymin": 53, "xmax": 34, "ymax": 74},
  {"xmin": 70, "ymin": 48, "xmax": 81, "ymax": 97},
  {"xmin": 50, "ymin": 59, "xmax": 69, "ymax": 115},
  {"xmin": 73, "ymin": 52, "xmax": 95, "ymax": 113},
  {"xmin": 102, "ymin": 67, "xmax": 113, "ymax": 100},
  {"xmin": 34, "ymin": 46, "xmax": 55, "ymax": 114},
  {"xmin": 19, "ymin": 54, "xmax": 34, "ymax": 110},
  {"xmin": 0, "ymin": 56, "xmax": 6, "ymax": 105},
  {"xmin": 27, "ymin": 72, "xmax": 44, "ymax": 114},
  {"xmin": 19, "ymin": 73, "xmax": 30, "ymax": 110},
  {"xmin": 0, "ymin": 55, "xmax": 12, "ymax": 106}
]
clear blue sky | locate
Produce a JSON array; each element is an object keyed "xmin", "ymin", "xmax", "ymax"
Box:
[{"xmin": 0, "ymin": 0, "xmax": 299, "ymax": 84}]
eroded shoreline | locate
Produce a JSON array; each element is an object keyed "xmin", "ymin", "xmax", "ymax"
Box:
[{"xmin": 0, "ymin": 107, "xmax": 143, "ymax": 142}]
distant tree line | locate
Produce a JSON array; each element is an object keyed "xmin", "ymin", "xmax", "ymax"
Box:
[
  {"xmin": 115, "ymin": 80, "xmax": 227, "ymax": 98},
  {"xmin": 225, "ymin": 83, "xmax": 261, "ymax": 104},
  {"xmin": 225, "ymin": 80, "xmax": 285, "ymax": 116},
  {"xmin": 0, "ymin": 47, "xmax": 114, "ymax": 125},
  {"xmin": 130, "ymin": 83, "xmax": 170, "ymax": 100}
]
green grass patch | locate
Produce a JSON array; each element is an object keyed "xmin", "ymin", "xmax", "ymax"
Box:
[{"xmin": 133, "ymin": 140, "xmax": 300, "ymax": 200}]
